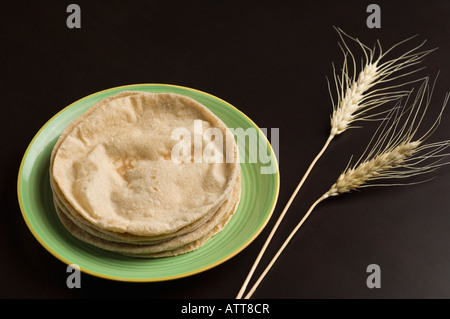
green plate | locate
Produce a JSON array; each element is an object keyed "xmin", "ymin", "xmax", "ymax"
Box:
[{"xmin": 17, "ymin": 84, "xmax": 280, "ymax": 282}]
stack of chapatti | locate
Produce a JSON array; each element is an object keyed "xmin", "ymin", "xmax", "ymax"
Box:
[{"xmin": 50, "ymin": 91, "xmax": 241, "ymax": 258}]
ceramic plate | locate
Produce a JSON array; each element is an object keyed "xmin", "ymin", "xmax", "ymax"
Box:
[{"xmin": 17, "ymin": 84, "xmax": 279, "ymax": 281}]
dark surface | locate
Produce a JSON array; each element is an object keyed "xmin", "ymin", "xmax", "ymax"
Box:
[{"xmin": 2, "ymin": 0, "xmax": 450, "ymax": 299}]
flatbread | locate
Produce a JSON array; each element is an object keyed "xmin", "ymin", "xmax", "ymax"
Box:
[
  {"xmin": 51, "ymin": 91, "xmax": 240, "ymax": 237},
  {"xmin": 53, "ymin": 175, "xmax": 240, "ymax": 250},
  {"xmin": 53, "ymin": 181, "xmax": 240, "ymax": 257},
  {"xmin": 51, "ymin": 175, "xmax": 226, "ymax": 244}
]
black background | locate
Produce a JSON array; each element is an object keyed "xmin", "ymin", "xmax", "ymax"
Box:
[{"xmin": 2, "ymin": 0, "xmax": 450, "ymax": 299}]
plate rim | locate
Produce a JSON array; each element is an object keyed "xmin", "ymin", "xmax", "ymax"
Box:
[{"xmin": 17, "ymin": 83, "xmax": 280, "ymax": 282}]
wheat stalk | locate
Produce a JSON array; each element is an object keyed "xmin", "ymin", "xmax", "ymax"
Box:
[
  {"xmin": 236, "ymin": 28, "xmax": 434, "ymax": 299},
  {"xmin": 242, "ymin": 78, "xmax": 450, "ymax": 299}
]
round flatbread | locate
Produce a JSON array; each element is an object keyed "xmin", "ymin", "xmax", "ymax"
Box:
[
  {"xmin": 53, "ymin": 177, "xmax": 240, "ymax": 256},
  {"xmin": 51, "ymin": 91, "xmax": 240, "ymax": 237},
  {"xmin": 51, "ymin": 175, "xmax": 227, "ymax": 244}
]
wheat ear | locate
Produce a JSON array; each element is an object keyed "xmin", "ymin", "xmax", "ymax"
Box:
[
  {"xmin": 242, "ymin": 78, "xmax": 450, "ymax": 299},
  {"xmin": 236, "ymin": 29, "xmax": 433, "ymax": 299}
]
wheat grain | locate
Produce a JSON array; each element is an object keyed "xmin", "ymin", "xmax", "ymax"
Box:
[
  {"xmin": 236, "ymin": 29, "xmax": 434, "ymax": 299},
  {"xmin": 242, "ymin": 78, "xmax": 450, "ymax": 299},
  {"xmin": 325, "ymin": 141, "xmax": 420, "ymax": 196},
  {"xmin": 329, "ymin": 27, "xmax": 434, "ymax": 137}
]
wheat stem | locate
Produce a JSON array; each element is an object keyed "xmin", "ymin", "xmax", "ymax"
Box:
[
  {"xmin": 243, "ymin": 143, "xmax": 418, "ymax": 299},
  {"xmin": 236, "ymin": 135, "xmax": 333, "ymax": 299},
  {"xmin": 244, "ymin": 137, "xmax": 446, "ymax": 298},
  {"xmin": 243, "ymin": 195, "xmax": 327, "ymax": 299}
]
